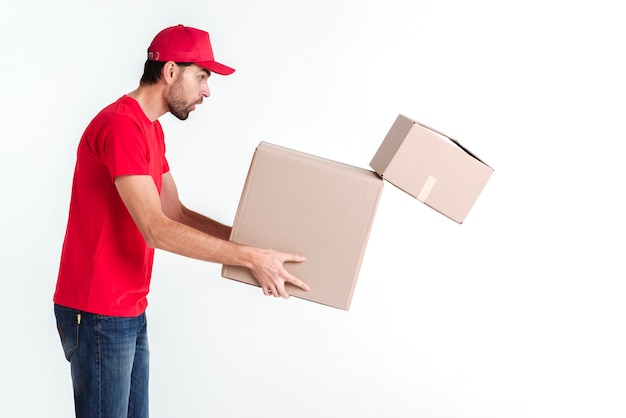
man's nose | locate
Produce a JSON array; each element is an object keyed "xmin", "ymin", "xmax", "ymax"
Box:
[{"xmin": 201, "ymin": 83, "xmax": 210, "ymax": 98}]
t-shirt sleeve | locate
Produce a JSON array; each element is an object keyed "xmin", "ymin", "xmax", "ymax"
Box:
[{"xmin": 100, "ymin": 116, "xmax": 151, "ymax": 180}]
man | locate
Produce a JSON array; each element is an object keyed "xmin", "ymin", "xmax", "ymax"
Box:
[{"xmin": 53, "ymin": 24, "xmax": 309, "ymax": 418}]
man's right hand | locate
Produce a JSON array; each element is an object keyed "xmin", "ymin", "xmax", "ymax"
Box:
[{"xmin": 248, "ymin": 249, "xmax": 309, "ymax": 298}]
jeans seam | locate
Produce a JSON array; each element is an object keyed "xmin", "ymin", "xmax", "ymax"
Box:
[{"xmin": 95, "ymin": 314, "xmax": 103, "ymax": 418}]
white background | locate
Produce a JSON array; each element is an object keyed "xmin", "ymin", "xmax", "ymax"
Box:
[{"xmin": 1, "ymin": 1, "xmax": 625, "ymax": 417}]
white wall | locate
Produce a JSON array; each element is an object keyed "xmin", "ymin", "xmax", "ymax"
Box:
[{"xmin": 1, "ymin": 0, "xmax": 625, "ymax": 417}]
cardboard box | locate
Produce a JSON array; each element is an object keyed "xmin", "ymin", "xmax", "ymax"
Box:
[
  {"xmin": 370, "ymin": 114, "xmax": 493, "ymax": 223},
  {"xmin": 222, "ymin": 142, "xmax": 383, "ymax": 310}
]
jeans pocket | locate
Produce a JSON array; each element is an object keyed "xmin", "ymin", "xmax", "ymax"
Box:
[{"xmin": 54, "ymin": 304, "xmax": 80, "ymax": 361}]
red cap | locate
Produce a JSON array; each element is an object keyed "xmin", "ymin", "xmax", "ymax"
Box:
[{"xmin": 148, "ymin": 24, "xmax": 235, "ymax": 75}]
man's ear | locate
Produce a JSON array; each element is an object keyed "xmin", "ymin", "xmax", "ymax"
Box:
[{"xmin": 162, "ymin": 61, "xmax": 179, "ymax": 84}]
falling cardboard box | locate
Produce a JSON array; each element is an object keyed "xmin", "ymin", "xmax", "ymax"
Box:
[
  {"xmin": 370, "ymin": 114, "xmax": 493, "ymax": 223},
  {"xmin": 222, "ymin": 142, "xmax": 383, "ymax": 310}
]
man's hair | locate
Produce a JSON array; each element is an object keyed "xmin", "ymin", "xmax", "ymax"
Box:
[{"xmin": 140, "ymin": 56, "xmax": 193, "ymax": 85}]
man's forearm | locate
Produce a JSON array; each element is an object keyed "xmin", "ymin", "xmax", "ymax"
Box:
[
  {"xmin": 178, "ymin": 206, "xmax": 232, "ymax": 241},
  {"xmin": 147, "ymin": 214, "xmax": 253, "ymax": 268}
]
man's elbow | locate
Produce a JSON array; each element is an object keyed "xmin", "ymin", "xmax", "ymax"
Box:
[
  {"xmin": 142, "ymin": 231, "xmax": 161, "ymax": 250},
  {"xmin": 144, "ymin": 236, "xmax": 159, "ymax": 249},
  {"xmin": 139, "ymin": 218, "xmax": 169, "ymax": 250}
]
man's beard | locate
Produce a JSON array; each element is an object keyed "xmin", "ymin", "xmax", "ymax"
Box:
[{"xmin": 167, "ymin": 76, "xmax": 192, "ymax": 121}]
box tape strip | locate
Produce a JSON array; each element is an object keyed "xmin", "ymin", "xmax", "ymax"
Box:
[{"xmin": 417, "ymin": 175, "xmax": 437, "ymax": 202}]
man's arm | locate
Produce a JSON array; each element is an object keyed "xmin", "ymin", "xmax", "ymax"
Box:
[{"xmin": 114, "ymin": 173, "xmax": 309, "ymax": 298}]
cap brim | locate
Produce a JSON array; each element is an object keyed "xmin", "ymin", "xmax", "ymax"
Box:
[{"xmin": 197, "ymin": 60, "xmax": 235, "ymax": 75}]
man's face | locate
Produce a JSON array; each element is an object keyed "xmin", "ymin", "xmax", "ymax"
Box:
[{"xmin": 166, "ymin": 64, "xmax": 211, "ymax": 121}]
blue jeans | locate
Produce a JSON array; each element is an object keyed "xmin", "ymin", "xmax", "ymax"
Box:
[{"xmin": 54, "ymin": 304, "xmax": 150, "ymax": 418}]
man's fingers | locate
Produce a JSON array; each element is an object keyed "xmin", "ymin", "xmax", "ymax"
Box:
[
  {"xmin": 283, "ymin": 272, "xmax": 310, "ymax": 292},
  {"xmin": 279, "ymin": 253, "xmax": 308, "ymax": 291},
  {"xmin": 283, "ymin": 254, "xmax": 306, "ymax": 263},
  {"xmin": 263, "ymin": 273, "xmax": 308, "ymax": 299},
  {"xmin": 275, "ymin": 286, "xmax": 289, "ymax": 298},
  {"xmin": 256, "ymin": 250, "xmax": 308, "ymax": 298},
  {"xmin": 263, "ymin": 285, "xmax": 289, "ymax": 298}
]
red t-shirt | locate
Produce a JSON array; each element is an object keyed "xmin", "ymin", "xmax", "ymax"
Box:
[{"xmin": 54, "ymin": 96, "xmax": 169, "ymax": 317}]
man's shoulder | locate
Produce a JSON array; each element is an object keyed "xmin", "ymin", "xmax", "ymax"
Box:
[
  {"xmin": 100, "ymin": 96, "xmax": 141, "ymax": 118},
  {"xmin": 90, "ymin": 96, "xmax": 153, "ymax": 131}
]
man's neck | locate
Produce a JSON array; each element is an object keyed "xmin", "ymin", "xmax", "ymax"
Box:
[{"xmin": 127, "ymin": 85, "xmax": 169, "ymax": 122}]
